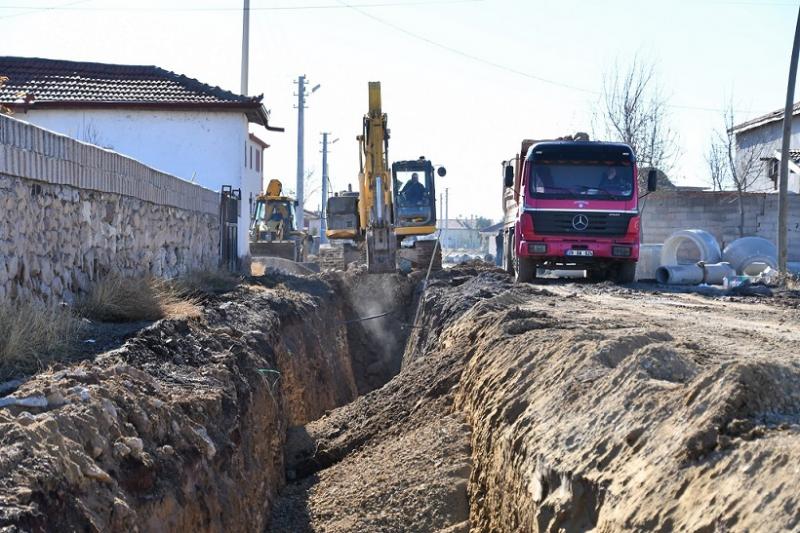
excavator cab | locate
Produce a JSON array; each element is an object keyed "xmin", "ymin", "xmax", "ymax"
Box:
[
  {"xmin": 252, "ymin": 197, "xmax": 297, "ymax": 240},
  {"xmin": 250, "ymin": 179, "xmax": 310, "ymax": 264},
  {"xmin": 392, "ymin": 158, "xmax": 445, "ymax": 236}
]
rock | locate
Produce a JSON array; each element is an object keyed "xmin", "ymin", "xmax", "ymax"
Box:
[
  {"xmin": 81, "ymin": 463, "xmax": 113, "ymax": 484},
  {"xmin": 113, "ymin": 441, "xmax": 132, "ymax": 459},
  {"xmin": 121, "ymin": 437, "xmax": 144, "ymax": 458}
]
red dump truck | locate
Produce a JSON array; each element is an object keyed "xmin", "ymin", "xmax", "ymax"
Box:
[{"xmin": 501, "ymin": 138, "xmax": 657, "ymax": 283}]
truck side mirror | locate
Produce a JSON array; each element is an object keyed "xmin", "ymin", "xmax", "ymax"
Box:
[
  {"xmin": 437, "ymin": 167, "xmax": 447, "ymax": 177},
  {"xmin": 504, "ymin": 165, "xmax": 514, "ymax": 188},
  {"xmin": 647, "ymin": 169, "xmax": 658, "ymax": 192}
]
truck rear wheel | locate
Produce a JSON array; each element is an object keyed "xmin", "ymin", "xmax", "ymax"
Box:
[
  {"xmin": 514, "ymin": 256, "xmax": 536, "ymax": 283},
  {"xmin": 614, "ymin": 262, "xmax": 637, "ymax": 284}
]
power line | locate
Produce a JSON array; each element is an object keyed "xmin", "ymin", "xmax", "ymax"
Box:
[
  {"xmin": 336, "ymin": 0, "xmax": 774, "ymax": 115},
  {"xmin": 0, "ymin": 0, "xmax": 90, "ymax": 20},
  {"xmin": 337, "ymin": 0, "xmax": 595, "ymax": 94},
  {"xmin": 0, "ymin": 0, "xmax": 483, "ymax": 13}
]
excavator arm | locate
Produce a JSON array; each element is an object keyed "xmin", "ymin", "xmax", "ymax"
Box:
[{"xmin": 359, "ymin": 82, "xmax": 396, "ymax": 273}]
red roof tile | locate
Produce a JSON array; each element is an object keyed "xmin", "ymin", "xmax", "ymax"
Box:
[{"xmin": 0, "ymin": 56, "xmax": 283, "ymax": 130}]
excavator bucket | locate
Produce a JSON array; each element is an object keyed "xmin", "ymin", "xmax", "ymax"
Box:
[
  {"xmin": 366, "ymin": 226, "xmax": 397, "ymax": 273},
  {"xmin": 250, "ymin": 241, "xmax": 297, "ymax": 261}
]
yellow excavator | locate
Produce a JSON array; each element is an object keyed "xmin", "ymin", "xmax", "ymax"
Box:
[
  {"xmin": 250, "ymin": 179, "xmax": 312, "ymax": 265},
  {"xmin": 325, "ymin": 82, "xmax": 445, "ymax": 273}
]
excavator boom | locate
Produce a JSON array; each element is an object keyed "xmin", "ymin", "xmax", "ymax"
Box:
[{"xmin": 361, "ymin": 82, "xmax": 396, "ymax": 273}]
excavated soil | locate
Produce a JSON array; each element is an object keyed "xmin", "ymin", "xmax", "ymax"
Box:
[
  {"xmin": 2, "ymin": 262, "xmax": 800, "ymax": 532},
  {"xmin": 269, "ymin": 264, "xmax": 800, "ymax": 532}
]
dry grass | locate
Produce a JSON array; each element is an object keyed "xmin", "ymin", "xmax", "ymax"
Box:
[
  {"xmin": 174, "ymin": 268, "xmax": 241, "ymax": 297},
  {"xmin": 79, "ymin": 275, "xmax": 201, "ymax": 322},
  {"xmin": 0, "ymin": 302, "xmax": 81, "ymax": 379}
]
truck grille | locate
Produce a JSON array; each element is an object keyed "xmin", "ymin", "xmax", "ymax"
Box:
[{"xmin": 531, "ymin": 211, "xmax": 634, "ymax": 236}]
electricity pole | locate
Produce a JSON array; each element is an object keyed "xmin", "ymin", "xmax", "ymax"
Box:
[
  {"xmin": 439, "ymin": 192, "xmax": 443, "ymax": 230},
  {"xmin": 778, "ymin": 5, "xmax": 800, "ymax": 272},
  {"xmin": 442, "ymin": 188, "xmax": 450, "ymax": 248},
  {"xmin": 294, "ymin": 76, "xmax": 320, "ymax": 229},
  {"xmin": 320, "ymin": 133, "xmax": 338, "ymax": 244},
  {"xmin": 240, "ymin": 0, "xmax": 249, "ymax": 95}
]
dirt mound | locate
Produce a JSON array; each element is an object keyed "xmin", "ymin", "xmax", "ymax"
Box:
[{"xmin": 448, "ymin": 278, "xmax": 800, "ymax": 531}]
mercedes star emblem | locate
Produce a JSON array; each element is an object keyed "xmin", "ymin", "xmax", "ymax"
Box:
[{"xmin": 572, "ymin": 214, "xmax": 589, "ymax": 231}]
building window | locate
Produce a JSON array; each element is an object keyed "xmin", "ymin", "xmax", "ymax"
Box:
[
  {"xmin": 249, "ymin": 145, "xmax": 253, "ymax": 169},
  {"xmin": 769, "ymin": 158, "xmax": 779, "ymax": 190},
  {"xmin": 256, "ymin": 150, "xmax": 261, "ymax": 172}
]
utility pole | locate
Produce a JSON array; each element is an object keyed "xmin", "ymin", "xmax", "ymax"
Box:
[
  {"xmin": 442, "ymin": 188, "xmax": 450, "ymax": 248},
  {"xmin": 319, "ymin": 133, "xmax": 338, "ymax": 244},
  {"xmin": 294, "ymin": 76, "xmax": 320, "ymax": 229},
  {"xmin": 439, "ymin": 192, "xmax": 443, "ymax": 230},
  {"xmin": 778, "ymin": 5, "xmax": 800, "ymax": 273},
  {"xmin": 240, "ymin": 0, "xmax": 249, "ymax": 95}
]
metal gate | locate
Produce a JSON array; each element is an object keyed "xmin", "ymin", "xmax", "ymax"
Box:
[{"xmin": 220, "ymin": 185, "xmax": 241, "ymax": 272}]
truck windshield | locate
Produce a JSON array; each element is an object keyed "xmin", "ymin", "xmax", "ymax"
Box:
[{"xmin": 529, "ymin": 161, "xmax": 634, "ymax": 200}]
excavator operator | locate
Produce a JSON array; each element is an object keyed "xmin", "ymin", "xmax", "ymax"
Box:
[{"xmin": 401, "ymin": 173, "xmax": 426, "ymax": 204}]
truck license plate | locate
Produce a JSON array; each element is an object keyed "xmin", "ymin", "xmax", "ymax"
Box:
[{"xmin": 566, "ymin": 249, "xmax": 593, "ymax": 257}]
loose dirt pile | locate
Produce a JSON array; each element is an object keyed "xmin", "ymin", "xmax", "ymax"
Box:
[{"xmin": 0, "ymin": 270, "xmax": 416, "ymax": 532}]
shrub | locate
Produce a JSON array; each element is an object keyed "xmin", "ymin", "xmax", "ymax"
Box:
[
  {"xmin": 79, "ymin": 275, "xmax": 200, "ymax": 322},
  {"xmin": 0, "ymin": 301, "xmax": 81, "ymax": 379}
]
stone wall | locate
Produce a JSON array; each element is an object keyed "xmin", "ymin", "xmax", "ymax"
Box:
[
  {"xmin": 641, "ymin": 190, "xmax": 800, "ymax": 261},
  {"xmin": 0, "ymin": 115, "xmax": 220, "ymax": 303}
]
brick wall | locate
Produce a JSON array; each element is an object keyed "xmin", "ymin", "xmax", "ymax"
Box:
[
  {"xmin": 0, "ymin": 115, "xmax": 220, "ymax": 303},
  {"xmin": 641, "ymin": 190, "xmax": 800, "ymax": 261}
]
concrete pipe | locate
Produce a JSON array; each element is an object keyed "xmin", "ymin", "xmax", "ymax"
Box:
[
  {"xmin": 655, "ymin": 264, "xmax": 705, "ymax": 285},
  {"xmin": 660, "ymin": 230, "xmax": 722, "ymax": 266},
  {"xmin": 722, "ymin": 237, "xmax": 777, "ymax": 275},
  {"xmin": 700, "ymin": 262, "xmax": 737, "ymax": 285}
]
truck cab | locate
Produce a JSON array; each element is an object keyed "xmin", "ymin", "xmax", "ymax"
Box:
[{"xmin": 502, "ymin": 139, "xmax": 656, "ymax": 283}]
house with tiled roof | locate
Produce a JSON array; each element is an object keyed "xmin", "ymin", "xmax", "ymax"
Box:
[
  {"xmin": 732, "ymin": 102, "xmax": 800, "ymax": 194},
  {"xmin": 0, "ymin": 56, "xmax": 283, "ymax": 263}
]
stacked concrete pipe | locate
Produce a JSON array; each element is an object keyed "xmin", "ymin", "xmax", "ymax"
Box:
[
  {"xmin": 660, "ymin": 229, "xmax": 722, "ymax": 266},
  {"xmin": 722, "ymin": 237, "xmax": 778, "ymax": 275},
  {"xmin": 656, "ymin": 229, "xmax": 739, "ymax": 285}
]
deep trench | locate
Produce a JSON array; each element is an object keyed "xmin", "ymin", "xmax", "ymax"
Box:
[{"xmin": 261, "ymin": 270, "xmax": 442, "ymax": 530}]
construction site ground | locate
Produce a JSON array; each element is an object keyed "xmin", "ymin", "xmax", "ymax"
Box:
[{"xmin": 1, "ymin": 263, "xmax": 799, "ymax": 532}]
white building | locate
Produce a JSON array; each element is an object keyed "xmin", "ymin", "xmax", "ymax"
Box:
[
  {"xmin": 732, "ymin": 102, "xmax": 800, "ymax": 193},
  {"xmin": 0, "ymin": 56, "xmax": 282, "ymax": 265}
]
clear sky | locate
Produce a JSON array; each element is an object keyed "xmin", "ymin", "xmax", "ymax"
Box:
[{"xmin": 1, "ymin": 0, "xmax": 798, "ymax": 221}]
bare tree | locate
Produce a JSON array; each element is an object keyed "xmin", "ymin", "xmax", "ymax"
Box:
[
  {"xmin": 706, "ymin": 103, "xmax": 767, "ymax": 237},
  {"xmin": 284, "ymin": 169, "xmax": 320, "ymax": 208},
  {"xmin": 597, "ymin": 55, "xmax": 678, "ymax": 189}
]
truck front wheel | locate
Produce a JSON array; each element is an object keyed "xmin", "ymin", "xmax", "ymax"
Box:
[
  {"xmin": 514, "ymin": 256, "xmax": 536, "ymax": 283},
  {"xmin": 614, "ymin": 262, "xmax": 637, "ymax": 284}
]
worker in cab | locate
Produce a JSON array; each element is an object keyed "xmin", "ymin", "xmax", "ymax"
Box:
[
  {"xmin": 401, "ymin": 173, "xmax": 426, "ymax": 204},
  {"xmin": 599, "ymin": 168, "xmax": 631, "ymax": 195}
]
